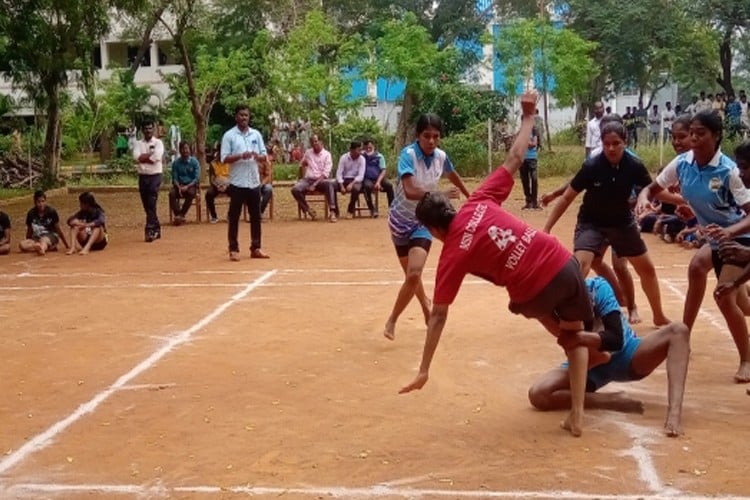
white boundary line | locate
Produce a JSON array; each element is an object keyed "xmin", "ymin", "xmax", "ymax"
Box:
[
  {"xmin": 6, "ymin": 482, "xmax": 750, "ymax": 499},
  {"xmin": 660, "ymin": 278, "xmax": 729, "ymax": 335},
  {"xmin": 0, "ymin": 269, "xmax": 277, "ymax": 477}
]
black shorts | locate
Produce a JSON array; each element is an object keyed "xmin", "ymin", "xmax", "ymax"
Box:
[
  {"xmin": 509, "ymin": 256, "xmax": 594, "ymax": 325},
  {"xmin": 574, "ymin": 221, "xmax": 647, "ymax": 258},
  {"xmin": 711, "ymin": 237, "xmax": 750, "ymax": 277},
  {"xmin": 394, "ymin": 238, "xmax": 431, "ymax": 258}
]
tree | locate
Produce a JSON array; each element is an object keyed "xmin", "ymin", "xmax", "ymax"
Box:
[
  {"xmin": 687, "ymin": 0, "xmax": 750, "ymax": 95},
  {"xmin": 560, "ymin": 0, "xmax": 718, "ymax": 112},
  {"xmin": 0, "ymin": 0, "xmax": 144, "ymax": 185},
  {"xmin": 494, "ymin": 18, "xmax": 596, "ymax": 150},
  {"xmin": 269, "ymin": 9, "xmax": 368, "ymax": 129}
]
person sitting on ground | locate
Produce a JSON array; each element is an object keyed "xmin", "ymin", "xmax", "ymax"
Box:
[
  {"xmin": 19, "ymin": 190, "xmax": 69, "ymax": 255},
  {"xmin": 528, "ymin": 276, "xmax": 690, "ymax": 437},
  {"xmin": 169, "ymin": 141, "xmax": 201, "ymax": 225},
  {"xmin": 335, "ymin": 140, "xmax": 366, "ymax": 218},
  {"xmin": 205, "ymin": 142, "xmax": 231, "ymax": 223},
  {"xmin": 361, "ymin": 139, "xmax": 395, "ymax": 217},
  {"xmin": 259, "ymin": 154, "xmax": 274, "ymax": 217},
  {"xmin": 291, "ymin": 134, "xmax": 337, "ymax": 221},
  {"xmin": 66, "ymin": 192, "xmax": 108, "ymax": 255},
  {"xmin": 0, "ymin": 210, "xmax": 10, "ymax": 255}
]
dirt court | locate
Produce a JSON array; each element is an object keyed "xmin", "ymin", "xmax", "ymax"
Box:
[{"xmin": 0, "ymin": 182, "xmax": 748, "ymax": 500}]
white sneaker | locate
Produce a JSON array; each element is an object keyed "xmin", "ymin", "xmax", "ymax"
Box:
[{"xmin": 210, "ymin": 217, "xmax": 218, "ymax": 224}]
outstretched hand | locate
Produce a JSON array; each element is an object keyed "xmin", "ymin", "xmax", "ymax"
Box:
[{"xmin": 399, "ymin": 371, "xmax": 429, "ymax": 394}]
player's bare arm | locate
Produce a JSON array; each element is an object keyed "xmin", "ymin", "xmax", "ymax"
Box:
[{"xmin": 400, "ymin": 303, "xmax": 450, "ymax": 394}]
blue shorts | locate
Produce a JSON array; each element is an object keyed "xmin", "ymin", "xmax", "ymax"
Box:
[
  {"xmin": 562, "ymin": 335, "xmax": 642, "ymax": 392},
  {"xmin": 391, "ymin": 225, "xmax": 432, "ymax": 247}
]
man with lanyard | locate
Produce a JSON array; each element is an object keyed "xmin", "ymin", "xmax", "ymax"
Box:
[{"xmin": 221, "ymin": 104, "xmax": 270, "ymax": 261}]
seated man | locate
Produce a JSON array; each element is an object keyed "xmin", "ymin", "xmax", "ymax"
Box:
[
  {"xmin": 205, "ymin": 142, "xmax": 231, "ymax": 223},
  {"xmin": 259, "ymin": 155, "xmax": 273, "ymax": 217},
  {"xmin": 0, "ymin": 209, "xmax": 10, "ymax": 255},
  {"xmin": 19, "ymin": 190, "xmax": 69, "ymax": 255},
  {"xmin": 291, "ymin": 134, "xmax": 338, "ymax": 222},
  {"xmin": 528, "ymin": 276, "xmax": 690, "ymax": 437},
  {"xmin": 362, "ymin": 139, "xmax": 394, "ymax": 217},
  {"xmin": 335, "ymin": 140, "xmax": 365, "ymax": 218},
  {"xmin": 66, "ymin": 192, "xmax": 108, "ymax": 255},
  {"xmin": 169, "ymin": 141, "xmax": 200, "ymax": 225}
]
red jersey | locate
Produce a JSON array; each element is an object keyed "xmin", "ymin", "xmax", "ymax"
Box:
[{"xmin": 434, "ymin": 167, "xmax": 571, "ymax": 305}]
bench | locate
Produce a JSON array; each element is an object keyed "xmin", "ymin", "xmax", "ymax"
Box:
[{"xmin": 59, "ymin": 164, "xmax": 115, "ymax": 179}]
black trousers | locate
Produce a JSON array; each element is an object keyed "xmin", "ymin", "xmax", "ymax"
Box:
[
  {"xmin": 138, "ymin": 173, "xmax": 162, "ymax": 235},
  {"xmin": 227, "ymin": 185, "xmax": 262, "ymax": 252}
]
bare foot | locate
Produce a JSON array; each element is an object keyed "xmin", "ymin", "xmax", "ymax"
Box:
[
  {"xmin": 733, "ymin": 361, "xmax": 750, "ymax": 383},
  {"xmin": 664, "ymin": 413, "xmax": 683, "ymax": 437},
  {"xmin": 78, "ymin": 249, "xmax": 89, "ymax": 255},
  {"xmin": 383, "ymin": 320, "xmax": 395, "ymax": 341},
  {"xmin": 33, "ymin": 242, "xmax": 45, "ymax": 256},
  {"xmin": 588, "ymin": 350, "xmax": 611, "ymax": 369},
  {"xmin": 628, "ymin": 308, "xmax": 642, "ymax": 325},
  {"xmin": 560, "ymin": 411, "xmax": 583, "ymax": 437},
  {"xmin": 653, "ymin": 314, "xmax": 671, "ymax": 327},
  {"xmin": 66, "ymin": 248, "xmax": 76, "ymax": 255}
]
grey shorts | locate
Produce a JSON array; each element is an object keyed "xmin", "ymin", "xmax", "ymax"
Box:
[
  {"xmin": 35, "ymin": 231, "xmax": 59, "ymax": 247},
  {"xmin": 574, "ymin": 221, "xmax": 646, "ymax": 258},
  {"xmin": 508, "ymin": 256, "xmax": 594, "ymax": 324}
]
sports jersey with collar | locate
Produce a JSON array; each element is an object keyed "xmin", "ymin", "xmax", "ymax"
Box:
[
  {"xmin": 388, "ymin": 142, "xmax": 454, "ymax": 238},
  {"xmin": 570, "ymin": 152, "xmax": 652, "ymax": 226},
  {"xmin": 656, "ymin": 150, "xmax": 750, "ymax": 244},
  {"xmin": 433, "ymin": 167, "xmax": 571, "ymax": 305}
]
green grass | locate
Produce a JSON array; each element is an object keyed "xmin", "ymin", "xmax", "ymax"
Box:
[{"xmin": 0, "ymin": 188, "xmax": 33, "ymax": 201}]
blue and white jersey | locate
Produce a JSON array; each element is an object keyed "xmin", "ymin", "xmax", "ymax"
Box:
[
  {"xmin": 388, "ymin": 142, "xmax": 455, "ymax": 238},
  {"xmin": 586, "ymin": 276, "xmax": 635, "ymax": 354},
  {"xmin": 656, "ymin": 150, "xmax": 750, "ymax": 245}
]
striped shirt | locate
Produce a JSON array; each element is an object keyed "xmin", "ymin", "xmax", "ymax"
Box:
[{"xmin": 388, "ymin": 142, "xmax": 455, "ymax": 238}]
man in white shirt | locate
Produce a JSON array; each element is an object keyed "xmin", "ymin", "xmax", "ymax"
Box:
[
  {"xmin": 695, "ymin": 91, "xmax": 712, "ymax": 113},
  {"xmin": 648, "ymin": 104, "xmax": 660, "ymax": 144},
  {"xmin": 584, "ymin": 101, "xmax": 604, "ymax": 158},
  {"xmin": 739, "ymin": 90, "xmax": 749, "ymax": 138},
  {"xmin": 132, "ymin": 121, "xmax": 164, "ymax": 242},
  {"xmin": 336, "ymin": 140, "xmax": 366, "ymax": 218},
  {"xmin": 662, "ymin": 101, "xmax": 676, "ymax": 142}
]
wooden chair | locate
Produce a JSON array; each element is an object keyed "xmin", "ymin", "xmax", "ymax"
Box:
[
  {"xmin": 169, "ymin": 187, "xmax": 202, "ymax": 224},
  {"xmin": 298, "ymin": 191, "xmax": 329, "ymax": 220},
  {"xmin": 354, "ymin": 190, "xmax": 379, "ymax": 218}
]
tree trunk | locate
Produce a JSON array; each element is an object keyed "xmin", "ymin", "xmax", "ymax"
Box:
[
  {"xmin": 42, "ymin": 83, "xmax": 61, "ymax": 187},
  {"xmin": 129, "ymin": 2, "xmax": 169, "ymax": 76},
  {"xmin": 716, "ymin": 30, "xmax": 733, "ymax": 95},
  {"xmin": 394, "ymin": 86, "xmax": 418, "ymax": 156}
]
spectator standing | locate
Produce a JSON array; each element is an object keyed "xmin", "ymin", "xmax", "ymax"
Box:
[
  {"xmin": 648, "ymin": 105, "xmax": 660, "ymax": 144},
  {"xmin": 169, "ymin": 141, "xmax": 201, "ymax": 225},
  {"xmin": 221, "ymin": 104, "xmax": 270, "ymax": 261},
  {"xmin": 695, "ymin": 91, "xmax": 712, "ymax": 113},
  {"xmin": 738, "ymin": 90, "xmax": 749, "ymax": 137},
  {"xmin": 520, "ymin": 126, "xmax": 540, "ymax": 210},
  {"xmin": 584, "ymin": 101, "xmax": 604, "ymax": 158},
  {"xmin": 662, "ymin": 102, "xmax": 676, "ymax": 142},
  {"xmin": 133, "ymin": 121, "xmax": 164, "ymax": 242}
]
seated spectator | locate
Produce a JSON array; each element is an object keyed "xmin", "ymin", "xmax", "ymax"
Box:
[
  {"xmin": 361, "ymin": 139, "xmax": 394, "ymax": 217},
  {"xmin": 169, "ymin": 141, "xmax": 201, "ymax": 225},
  {"xmin": 289, "ymin": 141, "xmax": 303, "ymax": 162},
  {"xmin": 336, "ymin": 140, "xmax": 366, "ymax": 218},
  {"xmin": 66, "ymin": 192, "xmax": 108, "ymax": 255},
  {"xmin": 291, "ymin": 134, "xmax": 338, "ymax": 222},
  {"xmin": 259, "ymin": 155, "xmax": 273, "ymax": 217},
  {"xmin": 19, "ymin": 190, "xmax": 69, "ymax": 255},
  {"xmin": 205, "ymin": 142, "xmax": 231, "ymax": 223},
  {"xmin": 0, "ymin": 210, "xmax": 10, "ymax": 255}
]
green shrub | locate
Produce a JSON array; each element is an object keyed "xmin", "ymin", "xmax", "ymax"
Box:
[{"xmin": 273, "ymin": 163, "xmax": 300, "ymax": 181}]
